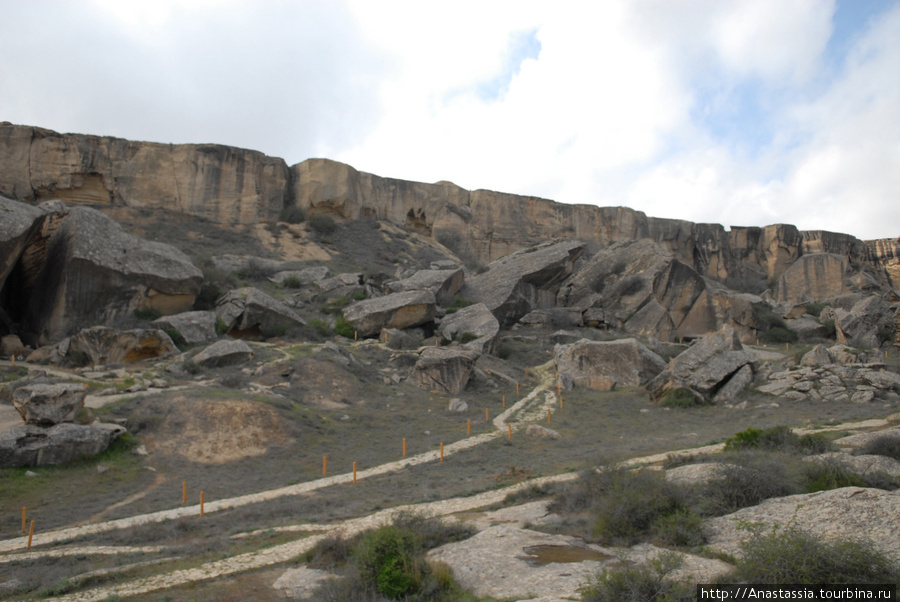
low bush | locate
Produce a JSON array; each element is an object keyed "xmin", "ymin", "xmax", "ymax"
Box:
[
  {"xmin": 133, "ymin": 306, "xmax": 162, "ymax": 321},
  {"xmin": 700, "ymin": 451, "xmax": 803, "ymax": 515},
  {"xmin": 658, "ymin": 387, "xmax": 706, "ymax": 408},
  {"xmin": 760, "ymin": 326, "xmax": 798, "ymax": 344},
  {"xmin": 310, "ymin": 319, "xmax": 332, "ymax": 337},
  {"xmin": 579, "ymin": 551, "xmax": 693, "ymax": 602},
  {"xmin": 280, "ymin": 204, "xmax": 305, "ymax": 224},
  {"xmin": 335, "ymin": 314, "xmax": 356, "ymax": 339},
  {"xmin": 724, "ymin": 426, "xmax": 832, "ymax": 455},
  {"xmin": 309, "ymin": 214, "xmax": 338, "ymax": 236},
  {"xmin": 730, "ymin": 525, "xmax": 900, "ymax": 585},
  {"xmin": 652, "ymin": 508, "xmax": 705, "ymax": 547},
  {"xmin": 857, "ymin": 433, "xmax": 900, "ymax": 462},
  {"xmin": 304, "ymin": 513, "xmax": 475, "ymax": 601},
  {"xmin": 282, "ymin": 275, "xmax": 302, "ymax": 289}
]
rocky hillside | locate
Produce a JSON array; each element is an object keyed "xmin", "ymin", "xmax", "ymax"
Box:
[{"xmin": 2, "ymin": 123, "xmax": 898, "ymax": 293}]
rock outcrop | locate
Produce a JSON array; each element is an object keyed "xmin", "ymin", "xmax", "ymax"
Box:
[
  {"xmin": 773, "ymin": 253, "xmax": 847, "ymax": 303},
  {"xmin": 152, "ymin": 311, "xmax": 218, "ymax": 345},
  {"xmin": 410, "ymin": 347, "xmax": 479, "ymax": 394},
  {"xmin": 0, "ymin": 123, "xmax": 289, "ymax": 224},
  {"xmin": 192, "ymin": 339, "xmax": 254, "ymax": 368},
  {"xmin": 215, "ymin": 287, "xmax": 306, "ymax": 338},
  {"xmin": 0, "ymin": 199, "xmax": 202, "ymax": 345},
  {"xmin": 437, "ymin": 303, "xmax": 500, "ymax": 354},
  {"xmin": 0, "ymin": 422, "xmax": 126, "ymax": 467},
  {"xmin": 463, "ymin": 241, "xmax": 584, "ymax": 327},
  {"xmin": 64, "ymin": 326, "xmax": 178, "ymax": 366},
  {"xmin": 12, "ymin": 383, "xmax": 87, "ymax": 425},
  {"xmin": 342, "ymin": 290, "xmax": 436, "ymax": 338},
  {"xmin": 647, "ymin": 326, "xmax": 758, "ymax": 403},
  {"xmin": 554, "ymin": 338, "xmax": 666, "ymax": 391},
  {"xmin": 386, "ymin": 268, "xmax": 464, "ymax": 305}
]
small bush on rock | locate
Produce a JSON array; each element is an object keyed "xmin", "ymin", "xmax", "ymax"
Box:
[
  {"xmin": 579, "ymin": 551, "xmax": 693, "ymax": 602},
  {"xmin": 857, "ymin": 433, "xmax": 900, "ymax": 462}
]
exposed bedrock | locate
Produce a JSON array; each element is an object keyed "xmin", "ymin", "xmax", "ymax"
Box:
[
  {"xmin": 3, "ymin": 124, "xmax": 897, "ymax": 294},
  {"xmin": 0, "ymin": 195, "xmax": 202, "ymax": 346}
]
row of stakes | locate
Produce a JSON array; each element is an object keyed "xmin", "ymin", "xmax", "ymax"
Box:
[{"xmin": 15, "ymin": 367, "xmax": 566, "ymax": 548}]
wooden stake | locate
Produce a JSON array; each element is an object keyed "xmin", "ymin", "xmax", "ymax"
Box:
[
  {"xmin": 21, "ymin": 507, "xmax": 26, "ymax": 533},
  {"xmin": 27, "ymin": 520, "xmax": 34, "ymax": 549},
  {"xmin": 402, "ymin": 438, "xmax": 406, "ymax": 458},
  {"xmin": 440, "ymin": 442, "xmax": 444, "ymax": 462},
  {"xmin": 353, "ymin": 461, "xmax": 357, "ymax": 483},
  {"xmin": 525, "ymin": 367, "xmax": 529, "ymax": 377},
  {"xmin": 10, "ymin": 355, "xmax": 14, "ymax": 367},
  {"xmin": 200, "ymin": 492, "xmax": 205, "ymax": 517},
  {"xmin": 485, "ymin": 408, "xmax": 489, "ymax": 422},
  {"xmin": 516, "ymin": 382, "xmax": 519, "ymax": 396},
  {"xmin": 547, "ymin": 408, "xmax": 551, "ymax": 423},
  {"xmin": 508, "ymin": 423, "xmax": 511, "ymax": 440},
  {"xmin": 182, "ymin": 481, "xmax": 187, "ymax": 504},
  {"xmin": 560, "ymin": 396, "xmax": 563, "ymax": 409},
  {"xmin": 354, "ymin": 331, "xmax": 358, "ymax": 341},
  {"xmin": 467, "ymin": 419, "xmax": 471, "ymax": 435},
  {"xmin": 502, "ymin": 395, "xmax": 505, "ymax": 408},
  {"xmin": 323, "ymin": 455, "xmax": 327, "ymax": 476}
]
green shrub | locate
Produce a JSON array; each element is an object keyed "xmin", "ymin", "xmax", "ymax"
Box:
[
  {"xmin": 351, "ymin": 290, "xmax": 367, "ymax": 301},
  {"xmin": 194, "ymin": 282, "xmax": 224, "ymax": 311},
  {"xmin": 760, "ymin": 326, "xmax": 798, "ymax": 344},
  {"xmin": 589, "ymin": 468, "xmax": 685, "ymax": 544},
  {"xmin": 701, "ymin": 452, "xmax": 803, "ymax": 515},
  {"xmin": 658, "ymin": 387, "xmax": 705, "ymax": 408},
  {"xmin": 725, "ymin": 426, "xmax": 834, "ymax": 455},
  {"xmin": 354, "ymin": 525, "xmax": 422, "ymax": 598},
  {"xmin": 181, "ymin": 360, "xmax": 201, "ymax": 375},
  {"xmin": 279, "ymin": 204, "xmax": 305, "ymax": 224},
  {"xmin": 652, "ymin": 508, "xmax": 705, "ymax": 547},
  {"xmin": 732, "ymin": 525, "xmax": 900, "ymax": 585},
  {"xmin": 282, "ymin": 275, "xmax": 302, "ymax": 289},
  {"xmin": 309, "ymin": 214, "xmax": 338, "ymax": 235},
  {"xmin": 579, "ymin": 551, "xmax": 693, "ymax": 602},
  {"xmin": 803, "ymin": 458, "xmax": 866, "ymax": 493},
  {"xmin": 444, "ymin": 297, "xmax": 471, "ymax": 314},
  {"xmin": 335, "ymin": 314, "xmax": 356, "ymax": 339},
  {"xmin": 162, "ymin": 327, "xmax": 187, "ymax": 350},
  {"xmin": 133, "ymin": 306, "xmax": 162, "ymax": 321},
  {"xmin": 215, "ymin": 317, "xmax": 229, "ymax": 335},
  {"xmin": 310, "ymin": 319, "xmax": 332, "ymax": 337},
  {"xmin": 805, "ymin": 302, "xmax": 826, "ymax": 317},
  {"xmin": 857, "ymin": 433, "xmax": 900, "ymax": 462}
]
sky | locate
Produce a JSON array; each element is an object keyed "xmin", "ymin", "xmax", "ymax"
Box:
[{"xmin": 1, "ymin": 0, "xmax": 898, "ymax": 241}]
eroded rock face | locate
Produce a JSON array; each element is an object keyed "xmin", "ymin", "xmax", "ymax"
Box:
[
  {"xmin": 554, "ymin": 338, "xmax": 666, "ymax": 391},
  {"xmin": 0, "ymin": 124, "xmax": 289, "ymax": 224},
  {"xmin": 215, "ymin": 287, "xmax": 306, "ymax": 338},
  {"xmin": 463, "ymin": 241, "xmax": 585, "ymax": 327},
  {"xmin": 773, "ymin": 253, "xmax": 847, "ymax": 303},
  {"xmin": 192, "ymin": 339, "xmax": 253, "ymax": 368},
  {"xmin": 342, "ymin": 290, "xmax": 437, "ymax": 338},
  {"xmin": 13, "ymin": 383, "xmax": 87, "ymax": 425},
  {"xmin": 65, "ymin": 326, "xmax": 178, "ymax": 365},
  {"xmin": 1, "ymin": 202, "xmax": 202, "ymax": 345},
  {"xmin": 386, "ymin": 268, "xmax": 464, "ymax": 305},
  {"xmin": 0, "ymin": 422, "xmax": 125, "ymax": 467},
  {"xmin": 437, "ymin": 303, "xmax": 500, "ymax": 354},
  {"xmin": 647, "ymin": 326, "xmax": 758, "ymax": 403},
  {"xmin": 152, "ymin": 311, "xmax": 217, "ymax": 345},
  {"xmin": 411, "ymin": 347, "xmax": 479, "ymax": 394}
]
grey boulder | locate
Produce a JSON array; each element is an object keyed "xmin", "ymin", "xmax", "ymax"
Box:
[{"xmin": 13, "ymin": 383, "xmax": 87, "ymax": 425}]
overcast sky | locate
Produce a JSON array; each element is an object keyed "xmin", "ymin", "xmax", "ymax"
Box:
[{"xmin": 2, "ymin": 1, "xmax": 898, "ymax": 240}]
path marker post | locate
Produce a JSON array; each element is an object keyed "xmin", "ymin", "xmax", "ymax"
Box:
[{"xmin": 27, "ymin": 520, "xmax": 34, "ymax": 549}]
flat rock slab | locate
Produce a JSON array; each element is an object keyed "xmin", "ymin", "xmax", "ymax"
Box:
[
  {"xmin": 704, "ymin": 487, "xmax": 900, "ymax": 563},
  {"xmin": 192, "ymin": 339, "xmax": 254, "ymax": 368},
  {"xmin": 152, "ymin": 311, "xmax": 217, "ymax": 344},
  {"xmin": 343, "ymin": 290, "xmax": 436, "ymax": 338}
]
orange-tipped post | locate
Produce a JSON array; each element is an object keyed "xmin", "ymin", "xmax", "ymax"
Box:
[
  {"xmin": 323, "ymin": 455, "xmax": 327, "ymax": 477},
  {"xmin": 21, "ymin": 507, "xmax": 26, "ymax": 533},
  {"xmin": 27, "ymin": 520, "xmax": 34, "ymax": 549},
  {"xmin": 200, "ymin": 491, "xmax": 205, "ymax": 517},
  {"xmin": 508, "ymin": 423, "xmax": 511, "ymax": 440},
  {"xmin": 467, "ymin": 419, "xmax": 471, "ymax": 435},
  {"xmin": 403, "ymin": 438, "xmax": 407, "ymax": 458},
  {"xmin": 182, "ymin": 481, "xmax": 187, "ymax": 504},
  {"xmin": 440, "ymin": 442, "xmax": 444, "ymax": 462},
  {"xmin": 353, "ymin": 461, "xmax": 357, "ymax": 483}
]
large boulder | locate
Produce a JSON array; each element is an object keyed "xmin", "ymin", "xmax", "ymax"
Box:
[
  {"xmin": 215, "ymin": 287, "xmax": 306, "ymax": 338},
  {"xmin": 463, "ymin": 241, "xmax": 585, "ymax": 327},
  {"xmin": 2, "ymin": 204, "xmax": 202, "ymax": 345},
  {"xmin": 387, "ymin": 268, "xmax": 465, "ymax": 305},
  {"xmin": 557, "ymin": 239, "xmax": 763, "ymax": 341},
  {"xmin": 832, "ymin": 295, "xmax": 897, "ymax": 349},
  {"xmin": 411, "ymin": 347, "xmax": 479, "ymax": 394},
  {"xmin": 437, "ymin": 303, "xmax": 500, "ymax": 353},
  {"xmin": 12, "ymin": 383, "xmax": 87, "ymax": 425},
  {"xmin": 64, "ymin": 326, "xmax": 177, "ymax": 365},
  {"xmin": 773, "ymin": 253, "xmax": 847, "ymax": 303},
  {"xmin": 0, "ymin": 422, "xmax": 126, "ymax": 467},
  {"xmin": 342, "ymin": 290, "xmax": 437, "ymax": 338},
  {"xmin": 554, "ymin": 338, "xmax": 666, "ymax": 391},
  {"xmin": 0, "ymin": 195, "xmax": 44, "ymax": 297},
  {"xmin": 647, "ymin": 326, "xmax": 758, "ymax": 403},
  {"xmin": 192, "ymin": 339, "xmax": 254, "ymax": 368},
  {"xmin": 152, "ymin": 310, "xmax": 218, "ymax": 344}
]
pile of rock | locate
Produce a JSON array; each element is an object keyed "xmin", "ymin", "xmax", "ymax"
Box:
[
  {"xmin": 757, "ymin": 344, "xmax": 899, "ymax": 403},
  {"xmin": 0, "ymin": 374, "xmax": 125, "ymax": 467}
]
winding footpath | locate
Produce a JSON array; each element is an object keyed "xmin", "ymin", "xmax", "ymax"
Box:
[{"xmin": 1, "ymin": 362, "xmax": 570, "ymax": 600}]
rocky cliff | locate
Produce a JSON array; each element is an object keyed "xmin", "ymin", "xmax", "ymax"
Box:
[{"xmin": 2, "ymin": 123, "xmax": 897, "ymax": 292}]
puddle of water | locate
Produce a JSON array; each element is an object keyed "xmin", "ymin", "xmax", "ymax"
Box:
[{"xmin": 520, "ymin": 544, "xmax": 612, "ymax": 566}]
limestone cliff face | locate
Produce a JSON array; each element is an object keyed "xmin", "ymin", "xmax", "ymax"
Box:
[
  {"xmin": 0, "ymin": 123, "xmax": 289, "ymax": 224},
  {"xmin": 2, "ymin": 124, "xmax": 896, "ymax": 292}
]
